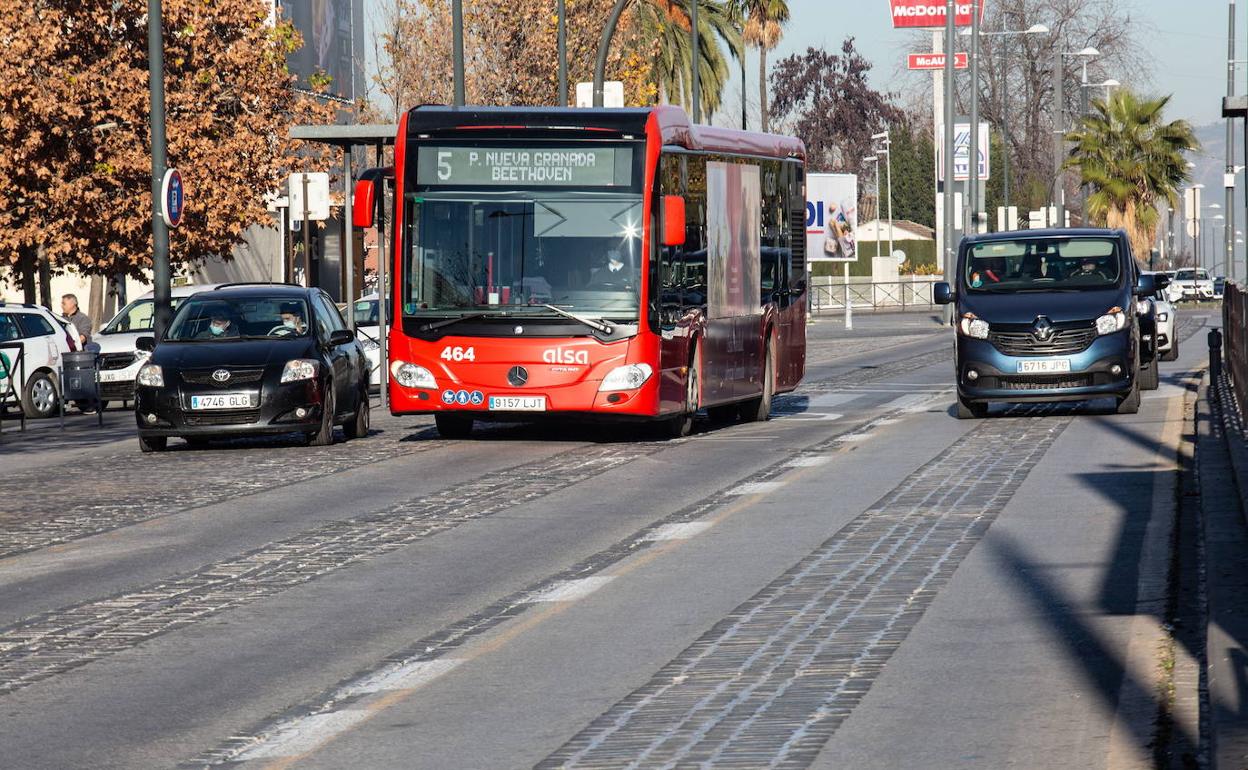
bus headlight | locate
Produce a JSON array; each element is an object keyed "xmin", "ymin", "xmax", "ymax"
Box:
[
  {"xmin": 391, "ymin": 360, "xmax": 436, "ymax": 389},
  {"xmin": 599, "ymin": 363, "xmax": 653, "ymax": 392},
  {"xmin": 1095, "ymin": 308, "xmax": 1127, "ymax": 336},
  {"xmin": 136, "ymin": 363, "xmax": 163, "ymax": 387}
]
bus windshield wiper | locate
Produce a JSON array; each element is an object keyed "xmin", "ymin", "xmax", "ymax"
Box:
[
  {"xmin": 420, "ymin": 312, "xmax": 489, "ymax": 332},
  {"xmin": 538, "ymin": 304, "xmax": 613, "ymax": 334}
]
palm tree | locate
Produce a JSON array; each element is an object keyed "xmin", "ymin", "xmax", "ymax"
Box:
[
  {"xmin": 636, "ymin": 0, "xmax": 741, "ymax": 118},
  {"xmin": 1065, "ymin": 90, "xmax": 1198, "ymax": 262},
  {"xmin": 741, "ymin": 0, "xmax": 788, "ymax": 133}
]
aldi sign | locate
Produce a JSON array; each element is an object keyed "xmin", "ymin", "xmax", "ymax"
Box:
[
  {"xmin": 907, "ymin": 53, "xmax": 968, "ymax": 70},
  {"xmin": 890, "ymin": 0, "xmax": 985, "ymax": 29}
]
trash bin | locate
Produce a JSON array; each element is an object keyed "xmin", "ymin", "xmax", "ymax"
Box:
[{"xmin": 61, "ymin": 351, "xmax": 103, "ymax": 426}]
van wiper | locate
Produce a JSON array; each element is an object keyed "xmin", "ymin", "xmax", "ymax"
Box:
[
  {"xmin": 539, "ymin": 304, "xmax": 613, "ymax": 334},
  {"xmin": 420, "ymin": 312, "xmax": 489, "ymax": 332}
]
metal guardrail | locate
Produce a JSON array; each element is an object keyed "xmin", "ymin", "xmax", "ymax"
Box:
[
  {"xmin": 810, "ymin": 279, "xmax": 941, "ymax": 313},
  {"xmin": 1225, "ymin": 283, "xmax": 1248, "ymax": 414},
  {"xmin": 0, "ymin": 342, "xmax": 28, "ymax": 436}
]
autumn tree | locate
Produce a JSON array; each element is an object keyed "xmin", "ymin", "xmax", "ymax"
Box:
[
  {"xmin": 768, "ymin": 40, "xmax": 903, "ymax": 175},
  {"xmin": 0, "ymin": 0, "xmax": 335, "ymax": 292}
]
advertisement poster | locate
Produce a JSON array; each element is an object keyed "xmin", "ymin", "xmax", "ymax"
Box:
[
  {"xmin": 285, "ymin": 0, "xmax": 364, "ymax": 102},
  {"xmin": 707, "ymin": 162, "xmax": 762, "ymax": 319},
  {"xmin": 805, "ymin": 173, "xmax": 858, "ymax": 263},
  {"xmin": 936, "ymin": 122, "xmax": 991, "ymax": 182}
]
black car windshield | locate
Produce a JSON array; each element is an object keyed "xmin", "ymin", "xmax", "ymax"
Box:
[
  {"xmin": 101, "ymin": 298, "xmax": 184, "ymax": 333},
  {"xmin": 402, "ymin": 191, "xmax": 644, "ymax": 318},
  {"xmin": 964, "ymin": 237, "xmax": 1122, "ymax": 292},
  {"xmin": 165, "ymin": 297, "xmax": 312, "ymax": 341}
]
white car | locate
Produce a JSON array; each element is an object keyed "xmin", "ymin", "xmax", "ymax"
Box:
[
  {"xmin": 0, "ymin": 303, "xmax": 80, "ymax": 418},
  {"xmin": 94, "ymin": 283, "xmax": 223, "ymax": 406},
  {"xmin": 352, "ymin": 293, "xmax": 388, "ymax": 389},
  {"xmin": 1172, "ymin": 268, "xmax": 1215, "ymax": 301},
  {"xmin": 1149, "ymin": 286, "xmax": 1178, "ymax": 361}
]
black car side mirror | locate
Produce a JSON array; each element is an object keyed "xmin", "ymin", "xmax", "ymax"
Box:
[
  {"xmin": 933, "ymin": 282, "xmax": 955, "ymax": 305},
  {"xmin": 136, "ymin": 336, "xmax": 156, "ymax": 352},
  {"xmin": 1134, "ymin": 274, "xmax": 1158, "ymax": 297},
  {"xmin": 328, "ymin": 329, "xmax": 354, "ymax": 347},
  {"xmin": 1153, "ymin": 273, "xmax": 1171, "ymax": 290}
]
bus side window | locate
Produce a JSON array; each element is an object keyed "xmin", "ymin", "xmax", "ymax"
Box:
[{"xmin": 682, "ymin": 154, "xmax": 708, "ymax": 309}]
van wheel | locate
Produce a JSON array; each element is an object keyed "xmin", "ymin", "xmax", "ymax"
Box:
[
  {"xmin": 956, "ymin": 396, "xmax": 988, "ymax": 419},
  {"xmin": 1140, "ymin": 360, "xmax": 1159, "ymax": 391},
  {"xmin": 663, "ymin": 343, "xmax": 700, "ymax": 439},
  {"xmin": 739, "ymin": 334, "xmax": 775, "ymax": 423},
  {"xmin": 138, "ymin": 434, "xmax": 167, "ymax": 453},
  {"xmin": 22, "ymin": 372, "xmax": 58, "ymax": 418},
  {"xmin": 435, "ymin": 413, "xmax": 473, "ymax": 439},
  {"xmin": 1116, "ymin": 377, "xmax": 1141, "ymax": 414}
]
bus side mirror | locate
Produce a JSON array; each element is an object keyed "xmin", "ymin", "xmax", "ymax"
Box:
[
  {"xmin": 662, "ymin": 195, "xmax": 686, "ymax": 247},
  {"xmin": 352, "ymin": 179, "xmax": 376, "ymax": 229}
]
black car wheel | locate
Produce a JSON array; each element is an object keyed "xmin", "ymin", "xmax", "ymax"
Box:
[
  {"xmin": 344, "ymin": 390, "xmax": 370, "ymax": 440},
  {"xmin": 308, "ymin": 386, "xmax": 335, "ymax": 446},
  {"xmin": 139, "ymin": 434, "xmax": 167, "ymax": 453}
]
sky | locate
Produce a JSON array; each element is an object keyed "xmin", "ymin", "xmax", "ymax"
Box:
[{"xmin": 717, "ymin": 0, "xmax": 1230, "ymax": 130}]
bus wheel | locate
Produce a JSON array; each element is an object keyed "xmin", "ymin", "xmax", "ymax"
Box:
[
  {"xmin": 664, "ymin": 345, "xmax": 700, "ymax": 439},
  {"xmin": 435, "ymin": 413, "xmax": 474, "ymax": 439},
  {"xmin": 740, "ymin": 335, "xmax": 775, "ymax": 422}
]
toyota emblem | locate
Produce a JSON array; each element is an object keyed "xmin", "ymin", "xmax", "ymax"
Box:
[{"xmin": 212, "ymin": 369, "xmax": 231, "ymax": 383}]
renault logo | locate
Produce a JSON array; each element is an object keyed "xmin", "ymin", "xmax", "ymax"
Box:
[
  {"xmin": 211, "ymin": 369, "xmax": 231, "ymax": 383},
  {"xmin": 507, "ymin": 366, "xmax": 529, "ymax": 387},
  {"xmin": 1032, "ymin": 317, "xmax": 1054, "ymax": 342}
]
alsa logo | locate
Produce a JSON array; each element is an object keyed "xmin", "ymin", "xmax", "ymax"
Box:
[{"xmin": 542, "ymin": 347, "xmax": 589, "ymax": 365}]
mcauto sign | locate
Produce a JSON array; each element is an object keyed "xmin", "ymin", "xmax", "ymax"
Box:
[{"xmin": 889, "ymin": 0, "xmax": 985, "ymax": 29}]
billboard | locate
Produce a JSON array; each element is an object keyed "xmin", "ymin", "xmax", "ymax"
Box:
[
  {"xmin": 284, "ymin": 0, "xmax": 364, "ymax": 102},
  {"xmin": 907, "ymin": 53, "xmax": 968, "ymax": 70},
  {"xmin": 806, "ymin": 174, "xmax": 858, "ymax": 262},
  {"xmin": 706, "ymin": 162, "xmax": 762, "ymax": 318},
  {"xmin": 937, "ymin": 122, "xmax": 991, "ymax": 182},
  {"xmin": 889, "ymin": 0, "xmax": 985, "ymax": 29}
]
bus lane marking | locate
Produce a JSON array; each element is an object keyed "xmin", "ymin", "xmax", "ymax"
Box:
[
  {"xmin": 233, "ymin": 710, "xmax": 371, "ymax": 762},
  {"xmin": 644, "ymin": 522, "xmax": 714, "ymax": 541},
  {"xmin": 526, "ymin": 577, "xmax": 616, "ymax": 603}
]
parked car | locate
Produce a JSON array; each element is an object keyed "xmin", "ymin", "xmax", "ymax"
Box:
[
  {"xmin": 934, "ymin": 228, "xmax": 1166, "ymax": 418},
  {"xmin": 0, "ymin": 303, "xmax": 80, "ymax": 418},
  {"xmin": 352, "ymin": 293, "xmax": 390, "ymax": 390},
  {"xmin": 1214, "ymin": 276, "xmax": 1226, "ymax": 300},
  {"xmin": 1143, "ymin": 273, "xmax": 1178, "ymax": 362},
  {"xmin": 133, "ymin": 284, "xmax": 370, "ymax": 451},
  {"xmin": 1172, "ymin": 268, "xmax": 1215, "ymax": 301},
  {"xmin": 94, "ymin": 283, "xmax": 223, "ymax": 407}
]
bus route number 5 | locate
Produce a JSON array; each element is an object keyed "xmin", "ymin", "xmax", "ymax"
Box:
[
  {"xmin": 438, "ymin": 151, "xmax": 452, "ymax": 181},
  {"xmin": 440, "ymin": 346, "xmax": 476, "ymax": 362}
]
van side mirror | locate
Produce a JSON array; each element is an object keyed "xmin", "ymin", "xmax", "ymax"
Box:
[
  {"xmin": 662, "ymin": 195, "xmax": 686, "ymax": 247},
  {"xmin": 1134, "ymin": 274, "xmax": 1158, "ymax": 297},
  {"xmin": 352, "ymin": 179, "xmax": 376, "ymax": 229},
  {"xmin": 136, "ymin": 336, "xmax": 156, "ymax": 352},
  {"xmin": 933, "ymin": 282, "xmax": 954, "ymax": 305}
]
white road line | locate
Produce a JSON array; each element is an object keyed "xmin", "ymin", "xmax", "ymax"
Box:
[
  {"xmin": 773, "ymin": 411, "xmax": 843, "ymax": 421},
  {"xmin": 234, "ymin": 710, "xmax": 371, "ymax": 761},
  {"xmin": 526, "ymin": 576, "xmax": 615, "ymax": 603},
  {"xmin": 339, "ymin": 658, "xmax": 463, "ymax": 699},
  {"xmin": 880, "ymin": 393, "xmax": 943, "ymax": 412},
  {"xmin": 786, "ymin": 456, "xmax": 830, "ymax": 468},
  {"xmin": 644, "ymin": 522, "xmax": 714, "ymax": 541},
  {"xmin": 728, "ymin": 481, "xmax": 784, "ymax": 495},
  {"xmin": 806, "ymin": 393, "xmax": 863, "ymax": 408}
]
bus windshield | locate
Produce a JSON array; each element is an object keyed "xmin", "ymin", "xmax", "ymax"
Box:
[
  {"xmin": 963, "ymin": 237, "xmax": 1123, "ymax": 292},
  {"xmin": 402, "ymin": 191, "xmax": 644, "ymax": 318}
]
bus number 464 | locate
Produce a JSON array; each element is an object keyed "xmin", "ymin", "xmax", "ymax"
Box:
[{"xmin": 440, "ymin": 346, "xmax": 476, "ymax": 362}]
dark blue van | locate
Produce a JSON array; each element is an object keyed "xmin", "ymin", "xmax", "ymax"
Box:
[{"xmin": 934, "ymin": 229, "xmax": 1165, "ymax": 419}]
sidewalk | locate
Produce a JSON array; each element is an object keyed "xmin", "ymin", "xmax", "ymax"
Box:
[{"xmin": 1198, "ymin": 370, "xmax": 1248, "ymax": 768}]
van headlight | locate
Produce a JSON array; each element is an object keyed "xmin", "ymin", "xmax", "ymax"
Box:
[
  {"xmin": 391, "ymin": 360, "xmax": 436, "ymax": 389},
  {"xmin": 280, "ymin": 359, "xmax": 319, "ymax": 383},
  {"xmin": 1095, "ymin": 307, "xmax": 1127, "ymax": 336},
  {"xmin": 599, "ymin": 363, "xmax": 654, "ymax": 391},
  {"xmin": 958, "ymin": 313, "xmax": 989, "ymax": 339},
  {"xmin": 136, "ymin": 363, "xmax": 164, "ymax": 387}
]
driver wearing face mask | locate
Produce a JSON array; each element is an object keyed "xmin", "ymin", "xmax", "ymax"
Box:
[{"xmin": 195, "ymin": 311, "xmax": 240, "ymax": 339}]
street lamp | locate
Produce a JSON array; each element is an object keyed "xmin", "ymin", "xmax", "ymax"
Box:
[
  {"xmin": 1053, "ymin": 46, "xmax": 1099, "ymax": 225},
  {"xmin": 966, "ymin": 23, "xmax": 1049, "ymax": 210},
  {"xmin": 872, "ymin": 130, "xmax": 894, "ymax": 258},
  {"xmin": 863, "ymin": 155, "xmax": 881, "ymax": 258}
]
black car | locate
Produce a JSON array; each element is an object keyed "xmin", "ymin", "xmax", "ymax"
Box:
[
  {"xmin": 133, "ymin": 284, "xmax": 370, "ymax": 451},
  {"xmin": 934, "ymin": 229, "xmax": 1165, "ymax": 418}
]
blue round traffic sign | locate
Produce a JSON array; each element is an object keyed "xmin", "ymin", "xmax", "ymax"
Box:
[{"xmin": 161, "ymin": 168, "xmax": 185, "ymax": 228}]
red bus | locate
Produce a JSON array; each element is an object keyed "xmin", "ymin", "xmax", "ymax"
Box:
[{"xmin": 354, "ymin": 106, "xmax": 807, "ymax": 438}]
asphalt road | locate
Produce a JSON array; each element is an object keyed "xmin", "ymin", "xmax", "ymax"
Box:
[{"xmin": 0, "ymin": 310, "xmax": 1212, "ymax": 769}]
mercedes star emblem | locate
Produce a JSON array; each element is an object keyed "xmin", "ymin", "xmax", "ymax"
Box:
[
  {"xmin": 507, "ymin": 366, "xmax": 529, "ymax": 387},
  {"xmin": 514, "ymin": 325, "xmax": 524, "ymax": 335}
]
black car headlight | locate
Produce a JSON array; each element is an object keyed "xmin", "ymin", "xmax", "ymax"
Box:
[{"xmin": 281, "ymin": 359, "xmax": 319, "ymax": 383}]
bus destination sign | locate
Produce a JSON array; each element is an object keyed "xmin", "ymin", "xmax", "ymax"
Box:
[{"xmin": 416, "ymin": 146, "xmax": 631, "ymax": 187}]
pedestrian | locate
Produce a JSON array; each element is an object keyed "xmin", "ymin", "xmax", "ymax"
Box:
[{"xmin": 60, "ymin": 294, "xmax": 92, "ymax": 349}]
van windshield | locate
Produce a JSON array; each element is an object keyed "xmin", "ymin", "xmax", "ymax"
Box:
[{"xmin": 964, "ymin": 237, "xmax": 1122, "ymax": 292}]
